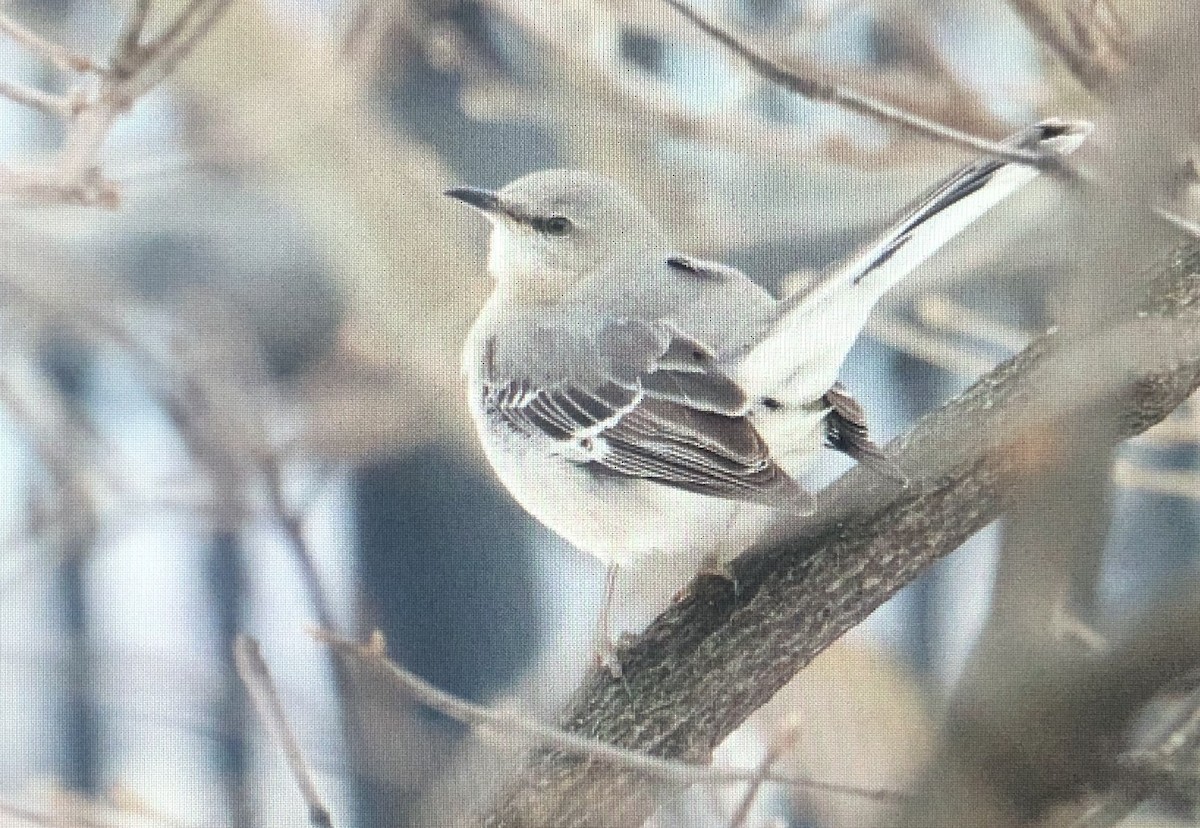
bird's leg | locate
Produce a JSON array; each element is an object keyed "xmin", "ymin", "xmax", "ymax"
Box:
[
  {"xmin": 594, "ymin": 562, "xmax": 623, "ymax": 678},
  {"xmin": 701, "ymin": 511, "xmax": 742, "ymax": 592}
]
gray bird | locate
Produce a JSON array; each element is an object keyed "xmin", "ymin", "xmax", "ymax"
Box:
[{"xmin": 448, "ymin": 118, "xmax": 1089, "ymax": 671}]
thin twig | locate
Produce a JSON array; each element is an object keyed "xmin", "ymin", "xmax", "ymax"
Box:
[
  {"xmin": 1006, "ymin": 0, "xmax": 1128, "ymax": 91},
  {"xmin": 1156, "ymin": 208, "xmax": 1200, "ymax": 240},
  {"xmin": 115, "ymin": 0, "xmax": 154, "ymax": 61},
  {"xmin": 0, "ymin": 79, "xmax": 76, "ymax": 117},
  {"xmin": 661, "ymin": 0, "xmax": 1069, "ymax": 173},
  {"xmin": 0, "ymin": 0, "xmax": 235, "ymax": 206},
  {"xmin": 121, "ymin": 0, "xmax": 237, "ymax": 100},
  {"xmin": 726, "ymin": 732, "xmax": 797, "ymax": 828},
  {"xmin": 0, "ymin": 11, "xmax": 97, "ymax": 73},
  {"xmin": 235, "ymin": 636, "xmax": 334, "ymax": 828},
  {"xmin": 315, "ymin": 630, "xmax": 904, "ymax": 802},
  {"xmin": 261, "ymin": 452, "xmax": 340, "ymax": 633}
]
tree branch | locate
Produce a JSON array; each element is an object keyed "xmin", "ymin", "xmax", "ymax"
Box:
[
  {"xmin": 661, "ymin": 0, "xmax": 1068, "ymax": 173},
  {"xmin": 0, "ymin": 11, "xmax": 97, "ymax": 73},
  {"xmin": 0, "ymin": 0, "xmax": 236, "ymax": 207},
  {"xmin": 314, "ymin": 630, "xmax": 900, "ymax": 802},
  {"xmin": 1006, "ymin": 0, "xmax": 1129, "ymax": 92},
  {"xmin": 478, "ymin": 239, "xmax": 1200, "ymax": 828},
  {"xmin": 235, "ymin": 636, "xmax": 334, "ymax": 828}
]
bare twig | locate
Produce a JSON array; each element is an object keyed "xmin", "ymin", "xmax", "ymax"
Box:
[
  {"xmin": 1156, "ymin": 207, "xmax": 1200, "ymax": 239},
  {"xmin": 116, "ymin": 0, "xmax": 238, "ymax": 100},
  {"xmin": 1006, "ymin": 0, "xmax": 1129, "ymax": 92},
  {"xmin": 0, "ymin": 79, "xmax": 77, "ymax": 117},
  {"xmin": 315, "ymin": 629, "xmax": 903, "ymax": 803},
  {"xmin": 478, "ymin": 0, "xmax": 857, "ymax": 160},
  {"xmin": 261, "ymin": 453, "xmax": 341, "ymax": 633},
  {"xmin": 0, "ymin": 0, "xmax": 236, "ymax": 206},
  {"xmin": 0, "ymin": 11, "xmax": 97, "ymax": 73},
  {"xmin": 726, "ymin": 731, "xmax": 799, "ymax": 828},
  {"xmin": 660, "ymin": 0, "xmax": 1068, "ymax": 173},
  {"xmin": 115, "ymin": 0, "xmax": 154, "ymax": 61},
  {"xmin": 235, "ymin": 636, "xmax": 334, "ymax": 828}
]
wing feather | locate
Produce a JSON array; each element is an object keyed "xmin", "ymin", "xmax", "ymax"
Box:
[{"xmin": 482, "ymin": 323, "xmax": 808, "ymax": 509}]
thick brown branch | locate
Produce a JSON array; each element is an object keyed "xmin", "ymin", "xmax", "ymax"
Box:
[{"xmin": 478, "ymin": 241, "xmax": 1200, "ymax": 828}]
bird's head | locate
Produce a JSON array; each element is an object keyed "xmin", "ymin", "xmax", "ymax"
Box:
[{"xmin": 445, "ymin": 169, "xmax": 667, "ymax": 303}]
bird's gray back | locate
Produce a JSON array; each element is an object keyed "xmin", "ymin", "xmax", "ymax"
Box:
[{"xmin": 568, "ymin": 249, "xmax": 778, "ymax": 355}]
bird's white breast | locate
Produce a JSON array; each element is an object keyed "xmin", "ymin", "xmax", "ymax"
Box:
[{"xmin": 462, "ymin": 324, "xmax": 775, "ymax": 565}]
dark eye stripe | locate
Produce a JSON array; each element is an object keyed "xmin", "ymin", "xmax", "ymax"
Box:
[{"xmin": 532, "ymin": 215, "xmax": 572, "ymax": 235}]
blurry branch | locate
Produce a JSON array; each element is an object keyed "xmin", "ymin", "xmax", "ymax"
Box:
[
  {"xmin": 661, "ymin": 0, "xmax": 1067, "ymax": 173},
  {"xmin": 915, "ymin": 295, "xmax": 1028, "ymax": 354},
  {"xmin": 0, "ymin": 355, "xmax": 100, "ymax": 554},
  {"xmin": 261, "ymin": 453, "xmax": 341, "ymax": 633},
  {"xmin": 314, "ymin": 629, "xmax": 903, "ymax": 802},
  {"xmin": 1006, "ymin": 0, "xmax": 1129, "ymax": 92},
  {"xmin": 725, "ymin": 732, "xmax": 798, "ymax": 828},
  {"xmin": 341, "ymin": 0, "xmax": 403, "ymax": 74},
  {"xmin": 1088, "ymin": 676, "xmax": 1200, "ymax": 826},
  {"xmin": 904, "ymin": 414, "xmax": 1118, "ymax": 824},
  {"xmin": 0, "ymin": 78, "xmax": 80, "ymax": 117},
  {"xmin": 1111, "ymin": 461, "xmax": 1200, "ymax": 500},
  {"xmin": 0, "ymin": 0, "xmax": 234, "ymax": 206},
  {"xmin": 0, "ymin": 13, "xmax": 96, "ymax": 73},
  {"xmin": 0, "ymin": 784, "xmax": 209, "ymax": 828},
  {"xmin": 0, "ymin": 799, "xmax": 105, "ymax": 828},
  {"xmin": 170, "ymin": 0, "xmax": 485, "ymax": 455},
  {"xmin": 1156, "ymin": 208, "xmax": 1200, "ymax": 239},
  {"xmin": 1067, "ymin": 679, "xmax": 1200, "ymax": 827},
  {"xmin": 550, "ymin": 0, "xmax": 1011, "ymax": 141},
  {"xmin": 895, "ymin": 589, "xmax": 1200, "ymax": 827},
  {"xmin": 744, "ymin": 643, "xmax": 935, "ymax": 828},
  {"xmin": 478, "ymin": 0, "xmax": 915, "ymax": 161},
  {"xmin": 479, "ymin": 239, "xmax": 1200, "ymax": 828},
  {"xmin": 236, "ymin": 636, "xmax": 335, "ymax": 828},
  {"xmin": 882, "ymin": 294, "xmax": 1200, "ymax": 496},
  {"xmin": 868, "ymin": 314, "xmax": 997, "ymax": 376}
]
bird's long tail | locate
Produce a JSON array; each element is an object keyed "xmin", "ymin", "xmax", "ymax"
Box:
[{"xmin": 736, "ymin": 117, "xmax": 1091, "ymax": 401}]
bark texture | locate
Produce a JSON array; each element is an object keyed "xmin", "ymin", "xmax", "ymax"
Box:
[{"xmin": 480, "ymin": 241, "xmax": 1200, "ymax": 828}]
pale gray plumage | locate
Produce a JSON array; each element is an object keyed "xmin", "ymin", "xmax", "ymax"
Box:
[{"xmin": 450, "ymin": 119, "xmax": 1090, "ymax": 567}]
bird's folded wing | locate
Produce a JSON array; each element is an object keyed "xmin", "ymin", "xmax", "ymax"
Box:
[
  {"xmin": 483, "ymin": 321, "xmax": 810, "ymax": 510},
  {"xmin": 822, "ymin": 381, "xmax": 879, "ymax": 461}
]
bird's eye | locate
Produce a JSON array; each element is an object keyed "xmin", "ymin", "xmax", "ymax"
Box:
[{"xmin": 544, "ymin": 216, "xmax": 572, "ymax": 236}]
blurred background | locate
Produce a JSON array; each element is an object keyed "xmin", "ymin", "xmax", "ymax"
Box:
[{"xmin": 0, "ymin": 0, "xmax": 1196, "ymax": 826}]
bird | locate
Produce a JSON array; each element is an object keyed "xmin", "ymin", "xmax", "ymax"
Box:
[{"xmin": 447, "ymin": 118, "xmax": 1090, "ymax": 673}]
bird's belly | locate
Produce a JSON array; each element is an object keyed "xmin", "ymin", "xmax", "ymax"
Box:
[{"xmin": 475, "ymin": 417, "xmax": 772, "ymax": 566}]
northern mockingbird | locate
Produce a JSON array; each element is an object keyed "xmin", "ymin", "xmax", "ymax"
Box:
[{"xmin": 448, "ymin": 118, "xmax": 1089, "ymax": 671}]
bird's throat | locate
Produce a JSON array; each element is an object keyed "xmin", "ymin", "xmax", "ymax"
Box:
[{"xmin": 487, "ymin": 231, "xmax": 576, "ymax": 305}]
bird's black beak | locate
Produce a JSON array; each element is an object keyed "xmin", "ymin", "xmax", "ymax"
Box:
[{"xmin": 444, "ymin": 186, "xmax": 502, "ymax": 214}]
